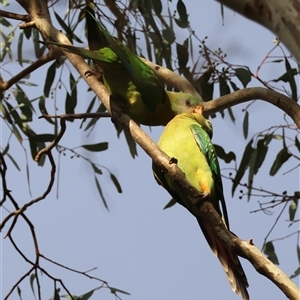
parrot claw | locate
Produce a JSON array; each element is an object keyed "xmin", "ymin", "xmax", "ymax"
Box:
[
  {"xmin": 195, "ymin": 192, "xmax": 210, "ymax": 204},
  {"xmin": 84, "ymin": 69, "xmax": 96, "ymax": 78},
  {"xmin": 169, "ymin": 157, "xmax": 178, "ymax": 165}
]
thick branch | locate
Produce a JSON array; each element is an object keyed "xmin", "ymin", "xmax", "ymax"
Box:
[
  {"xmin": 216, "ymin": 0, "xmax": 300, "ymax": 62},
  {"xmin": 204, "ymin": 87, "xmax": 300, "ymax": 127}
]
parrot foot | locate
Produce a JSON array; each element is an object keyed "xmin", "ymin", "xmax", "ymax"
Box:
[
  {"xmin": 195, "ymin": 192, "xmax": 210, "ymax": 203},
  {"xmin": 84, "ymin": 69, "xmax": 96, "ymax": 78},
  {"xmin": 169, "ymin": 157, "xmax": 178, "ymax": 165}
]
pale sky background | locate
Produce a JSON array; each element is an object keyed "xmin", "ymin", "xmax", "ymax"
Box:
[{"xmin": 1, "ymin": 1, "xmax": 299, "ymax": 300}]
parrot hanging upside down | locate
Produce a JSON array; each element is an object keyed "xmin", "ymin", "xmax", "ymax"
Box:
[
  {"xmin": 152, "ymin": 106, "xmax": 249, "ymax": 300},
  {"xmin": 40, "ymin": 3, "xmax": 203, "ymax": 126}
]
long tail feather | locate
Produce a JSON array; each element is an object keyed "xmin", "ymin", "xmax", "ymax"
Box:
[{"xmin": 197, "ymin": 218, "xmax": 249, "ymax": 300}]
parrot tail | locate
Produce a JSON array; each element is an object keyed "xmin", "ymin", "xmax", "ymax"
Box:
[{"xmin": 197, "ymin": 218, "xmax": 249, "ymax": 300}]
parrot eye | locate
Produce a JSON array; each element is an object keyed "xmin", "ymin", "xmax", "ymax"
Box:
[{"xmin": 185, "ymin": 99, "xmax": 191, "ymax": 107}]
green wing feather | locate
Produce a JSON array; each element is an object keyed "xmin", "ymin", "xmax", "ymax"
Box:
[{"xmin": 190, "ymin": 123, "xmax": 229, "ymax": 228}]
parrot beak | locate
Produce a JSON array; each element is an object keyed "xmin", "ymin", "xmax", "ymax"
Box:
[{"xmin": 192, "ymin": 105, "xmax": 204, "ymax": 115}]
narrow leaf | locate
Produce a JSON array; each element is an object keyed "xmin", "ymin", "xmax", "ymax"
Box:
[
  {"xmin": 94, "ymin": 176, "xmax": 109, "ymax": 210},
  {"xmin": 110, "ymin": 173, "xmax": 122, "ymax": 193},
  {"xmin": 232, "ymin": 139, "xmax": 254, "ymax": 196},
  {"xmin": 163, "ymin": 198, "xmax": 177, "ymax": 209},
  {"xmin": 109, "ymin": 287, "xmax": 131, "ymax": 295},
  {"xmin": 214, "ymin": 144, "xmax": 236, "ymax": 163},
  {"xmin": 289, "ymin": 199, "xmax": 298, "ymax": 221},
  {"xmin": 290, "ymin": 266, "xmax": 300, "ymax": 279},
  {"xmin": 17, "ymin": 286, "xmax": 22, "ymax": 300},
  {"xmin": 269, "ymin": 147, "xmax": 291, "ymax": 176},
  {"xmin": 124, "ymin": 130, "xmax": 138, "ymax": 158},
  {"xmin": 235, "ymin": 68, "xmax": 251, "ymax": 88},
  {"xmin": 43, "ymin": 62, "xmax": 56, "ymax": 98},
  {"xmin": 17, "ymin": 32, "xmax": 24, "ymax": 66},
  {"xmin": 176, "ymin": 42, "xmax": 189, "ymax": 68},
  {"xmin": 243, "ymin": 111, "xmax": 249, "ymax": 139},
  {"xmin": 92, "ymin": 163, "xmax": 103, "ymax": 175},
  {"xmin": 29, "ymin": 273, "xmax": 36, "ymax": 296},
  {"xmin": 295, "ymin": 136, "xmax": 300, "ymax": 152},
  {"xmin": 81, "ymin": 142, "xmax": 108, "ymax": 152},
  {"xmin": 78, "ymin": 289, "xmax": 94, "ymax": 300},
  {"xmin": 263, "ymin": 241, "xmax": 279, "ymax": 265},
  {"xmin": 219, "ymin": 76, "xmax": 230, "ymax": 96}
]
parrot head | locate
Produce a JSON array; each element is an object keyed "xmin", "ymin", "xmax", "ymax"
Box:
[{"xmin": 167, "ymin": 91, "xmax": 203, "ymax": 115}]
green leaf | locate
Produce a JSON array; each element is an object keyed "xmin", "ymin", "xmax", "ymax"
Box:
[
  {"xmin": 69, "ymin": 72, "xmax": 78, "ymax": 109},
  {"xmin": 174, "ymin": 0, "xmax": 188, "ymax": 28},
  {"xmin": 243, "ymin": 111, "xmax": 249, "ymax": 139},
  {"xmin": 54, "ymin": 12, "xmax": 76, "ymax": 42},
  {"xmin": 110, "ymin": 173, "xmax": 122, "ymax": 193},
  {"xmin": 14, "ymin": 84, "xmax": 35, "ymax": 121},
  {"xmin": 247, "ymin": 147, "xmax": 257, "ymax": 201},
  {"xmin": 29, "ymin": 273, "xmax": 36, "ymax": 296},
  {"xmin": 17, "ymin": 32, "xmax": 24, "ymax": 67},
  {"xmin": 94, "ymin": 176, "xmax": 109, "ymax": 210},
  {"xmin": 289, "ymin": 199, "xmax": 298, "ymax": 221},
  {"xmin": 81, "ymin": 142, "xmax": 108, "ymax": 152},
  {"xmin": 297, "ymin": 244, "xmax": 300, "ymax": 264},
  {"xmin": 0, "ymin": 100, "xmax": 13, "ymax": 123},
  {"xmin": 65, "ymin": 92, "xmax": 75, "ymax": 116},
  {"xmin": 284, "ymin": 57, "xmax": 297, "ymax": 101},
  {"xmin": 254, "ymin": 136, "xmax": 269, "ymax": 174},
  {"xmin": 219, "ymin": 76, "xmax": 230, "ymax": 96},
  {"xmin": 176, "ymin": 42, "xmax": 189, "ymax": 69},
  {"xmin": 44, "ymin": 62, "xmax": 56, "ymax": 98},
  {"xmin": 29, "ymin": 134, "xmax": 55, "ymax": 142},
  {"xmin": 78, "ymin": 289, "xmax": 94, "ymax": 300},
  {"xmin": 124, "ymin": 129, "xmax": 138, "ymax": 158},
  {"xmin": 26, "ymin": 161, "xmax": 32, "ymax": 196},
  {"xmin": 39, "ymin": 96, "xmax": 54, "ymax": 124},
  {"xmin": 32, "ymin": 28, "xmax": 41, "ymax": 58},
  {"xmin": 54, "ymin": 288, "xmax": 60, "ymax": 300},
  {"xmin": 227, "ymin": 107, "xmax": 235, "ymax": 123},
  {"xmin": 263, "ymin": 241, "xmax": 279, "ymax": 265},
  {"xmin": 151, "ymin": 0, "xmax": 162, "ymax": 14},
  {"xmin": 6, "ymin": 152, "xmax": 21, "ymax": 171},
  {"xmin": 17, "ymin": 286, "xmax": 22, "ymax": 300},
  {"xmin": 234, "ymin": 68, "xmax": 251, "ymax": 88},
  {"xmin": 269, "ymin": 147, "xmax": 291, "ymax": 176},
  {"xmin": 162, "ymin": 26, "xmax": 175, "ymax": 45},
  {"xmin": 163, "ymin": 198, "xmax": 177, "ymax": 209},
  {"xmin": 232, "ymin": 139, "xmax": 254, "ymax": 196},
  {"xmin": 290, "ymin": 266, "xmax": 300, "ymax": 279},
  {"xmin": 109, "ymin": 287, "xmax": 131, "ymax": 295},
  {"xmin": 295, "ymin": 136, "xmax": 300, "ymax": 152},
  {"xmin": 24, "ymin": 27, "xmax": 31, "ymax": 39},
  {"xmin": 229, "ymin": 80, "xmax": 239, "ymax": 91},
  {"xmin": 84, "ymin": 102, "xmax": 106, "ymax": 132},
  {"xmin": 92, "ymin": 164, "xmax": 103, "ymax": 175},
  {"xmin": 28, "ymin": 138, "xmax": 46, "ymax": 165},
  {"xmin": 214, "ymin": 144, "xmax": 236, "ymax": 163}
]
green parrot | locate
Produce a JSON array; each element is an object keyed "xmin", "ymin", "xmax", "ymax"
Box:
[
  {"xmin": 152, "ymin": 109, "xmax": 249, "ymax": 300},
  {"xmin": 41, "ymin": 4, "xmax": 203, "ymax": 126}
]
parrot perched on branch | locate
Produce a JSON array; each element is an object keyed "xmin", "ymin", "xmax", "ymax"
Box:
[
  {"xmin": 42, "ymin": 4, "xmax": 203, "ymax": 126},
  {"xmin": 152, "ymin": 107, "xmax": 249, "ymax": 300}
]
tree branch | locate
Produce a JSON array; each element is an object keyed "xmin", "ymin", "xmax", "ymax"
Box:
[
  {"xmin": 216, "ymin": 0, "xmax": 300, "ymax": 63},
  {"xmin": 0, "ymin": 9, "xmax": 29, "ymax": 21},
  {"xmin": 204, "ymin": 87, "xmax": 300, "ymax": 127}
]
